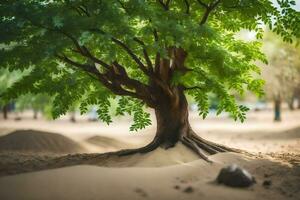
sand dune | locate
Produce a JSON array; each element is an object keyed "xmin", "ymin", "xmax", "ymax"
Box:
[
  {"xmin": 0, "ymin": 152, "xmax": 299, "ymax": 200},
  {"xmin": 85, "ymin": 135, "xmax": 132, "ymax": 149},
  {"xmin": 0, "ymin": 130, "xmax": 84, "ymax": 154}
]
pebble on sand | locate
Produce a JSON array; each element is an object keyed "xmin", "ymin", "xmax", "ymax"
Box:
[{"xmin": 217, "ymin": 164, "xmax": 256, "ymax": 187}]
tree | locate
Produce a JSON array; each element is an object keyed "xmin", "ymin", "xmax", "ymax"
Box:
[
  {"xmin": 16, "ymin": 93, "xmax": 52, "ymax": 119},
  {"xmin": 1, "ymin": 0, "xmax": 299, "ymax": 160},
  {"xmin": 0, "ymin": 68, "xmax": 23, "ymax": 119}
]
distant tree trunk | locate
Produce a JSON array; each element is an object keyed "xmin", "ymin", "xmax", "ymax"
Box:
[
  {"xmin": 274, "ymin": 97, "xmax": 281, "ymax": 122},
  {"xmin": 2, "ymin": 105, "xmax": 8, "ymax": 119},
  {"xmin": 70, "ymin": 112, "xmax": 76, "ymax": 123},
  {"xmin": 288, "ymin": 97, "xmax": 295, "ymax": 110},
  {"xmin": 33, "ymin": 110, "xmax": 38, "ymax": 119},
  {"xmin": 295, "ymin": 88, "xmax": 300, "ymax": 109}
]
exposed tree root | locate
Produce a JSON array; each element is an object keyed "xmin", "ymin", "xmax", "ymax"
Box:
[
  {"xmin": 181, "ymin": 136, "xmax": 212, "ymax": 162},
  {"xmin": 113, "ymin": 131, "xmax": 240, "ymax": 163},
  {"xmin": 116, "ymin": 137, "xmax": 161, "ymax": 156}
]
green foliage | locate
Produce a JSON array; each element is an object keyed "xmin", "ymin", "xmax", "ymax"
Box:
[
  {"xmin": 116, "ymin": 97, "xmax": 151, "ymax": 131},
  {"xmin": 0, "ymin": 0, "xmax": 299, "ymax": 129}
]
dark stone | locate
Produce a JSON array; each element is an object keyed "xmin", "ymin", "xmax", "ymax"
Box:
[
  {"xmin": 217, "ymin": 164, "xmax": 256, "ymax": 187},
  {"xmin": 183, "ymin": 186, "xmax": 194, "ymax": 193},
  {"xmin": 263, "ymin": 180, "xmax": 272, "ymax": 187}
]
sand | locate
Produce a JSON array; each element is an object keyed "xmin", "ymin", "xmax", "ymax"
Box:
[
  {"xmin": 0, "ymin": 151, "xmax": 299, "ymax": 200},
  {"xmin": 85, "ymin": 135, "xmax": 134, "ymax": 151}
]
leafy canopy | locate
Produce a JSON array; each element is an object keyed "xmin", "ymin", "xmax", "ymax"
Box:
[{"xmin": 0, "ymin": 0, "xmax": 299, "ymax": 129}]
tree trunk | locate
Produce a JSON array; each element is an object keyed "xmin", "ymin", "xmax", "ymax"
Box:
[
  {"xmin": 117, "ymin": 87, "xmax": 235, "ymax": 161},
  {"xmin": 70, "ymin": 112, "xmax": 76, "ymax": 123},
  {"xmin": 33, "ymin": 110, "xmax": 38, "ymax": 119},
  {"xmin": 274, "ymin": 97, "xmax": 281, "ymax": 122},
  {"xmin": 154, "ymin": 88, "xmax": 190, "ymax": 148},
  {"xmin": 288, "ymin": 98, "xmax": 294, "ymax": 110},
  {"xmin": 2, "ymin": 104, "xmax": 8, "ymax": 120}
]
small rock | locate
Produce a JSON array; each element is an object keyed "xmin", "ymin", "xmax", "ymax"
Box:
[
  {"xmin": 263, "ymin": 180, "xmax": 272, "ymax": 187},
  {"xmin": 183, "ymin": 186, "xmax": 194, "ymax": 193},
  {"xmin": 134, "ymin": 188, "xmax": 147, "ymax": 197},
  {"xmin": 217, "ymin": 164, "xmax": 256, "ymax": 187},
  {"xmin": 174, "ymin": 185, "xmax": 180, "ymax": 190}
]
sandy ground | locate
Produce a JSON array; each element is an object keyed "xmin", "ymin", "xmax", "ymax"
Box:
[{"xmin": 0, "ymin": 109, "xmax": 299, "ymax": 200}]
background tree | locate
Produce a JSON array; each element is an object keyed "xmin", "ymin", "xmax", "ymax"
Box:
[
  {"xmin": 15, "ymin": 93, "xmax": 52, "ymax": 119},
  {"xmin": 1, "ymin": 0, "xmax": 299, "ymax": 160},
  {"xmin": 0, "ymin": 68, "xmax": 23, "ymax": 119},
  {"xmin": 263, "ymin": 32, "xmax": 300, "ymax": 121}
]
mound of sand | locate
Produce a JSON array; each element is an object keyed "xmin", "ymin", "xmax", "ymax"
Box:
[
  {"xmin": 92, "ymin": 143, "xmax": 200, "ymax": 167},
  {"xmin": 0, "ymin": 130, "xmax": 84, "ymax": 154},
  {"xmin": 85, "ymin": 135, "xmax": 132, "ymax": 149}
]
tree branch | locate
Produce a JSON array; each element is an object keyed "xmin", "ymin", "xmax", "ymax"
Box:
[
  {"xmin": 56, "ymin": 53, "xmax": 154, "ymax": 105},
  {"xmin": 200, "ymin": 0, "xmax": 221, "ymax": 25},
  {"xmin": 197, "ymin": 0, "xmax": 209, "ymax": 9},
  {"xmin": 133, "ymin": 37, "xmax": 153, "ymax": 70},
  {"xmin": 89, "ymin": 28, "xmax": 151, "ymax": 76},
  {"xmin": 157, "ymin": 0, "xmax": 171, "ymax": 10},
  {"xmin": 183, "ymin": 85, "xmax": 204, "ymax": 91},
  {"xmin": 183, "ymin": 0, "xmax": 190, "ymax": 14}
]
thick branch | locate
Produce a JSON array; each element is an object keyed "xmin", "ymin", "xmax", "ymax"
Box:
[
  {"xmin": 56, "ymin": 54, "xmax": 152, "ymax": 104},
  {"xmin": 157, "ymin": 0, "xmax": 171, "ymax": 10},
  {"xmin": 197, "ymin": 0, "xmax": 209, "ymax": 9},
  {"xmin": 133, "ymin": 37, "xmax": 153, "ymax": 70},
  {"xmin": 55, "ymin": 54, "xmax": 99, "ymax": 75},
  {"xmin": 111, "ymin": 37, "xmax": 150, "ymax": 75},
  {"xmin": 183, "ymin": 0, "xmax": 190, "ymax": 14},
  {"xmin": 89, "ymin": 28, "xmax": 151, "ymax": 77},
  {"xmin": 199, "ymin": 0, "xmax": 221, "ymax": 25}
]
